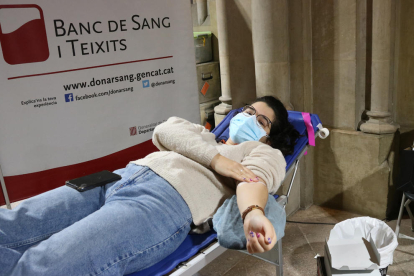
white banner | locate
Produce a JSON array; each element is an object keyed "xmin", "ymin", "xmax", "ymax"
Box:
[{"xmin": 0, "ymin": 0, "xmax": 199, "ymax": 177}]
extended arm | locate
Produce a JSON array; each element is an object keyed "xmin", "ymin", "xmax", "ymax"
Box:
[
  {"xmin": 211, "ymin": 143, "xmax": 286, "ymax": 253},
  {"xmin": 236, "ymin": 182, "xmax": 268, "ymax": 218},
  {"xmin": 237, "ymin": 181, "xmax": 276, "ymax": 253},
  {"xmin": 238, "ymin": 144, "xmax": 286, "ymax": 253}
]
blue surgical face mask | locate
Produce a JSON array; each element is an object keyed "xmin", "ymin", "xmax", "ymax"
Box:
[{"xmin": 229, "ymin": 113, "xmax": 268, "ymax": 144}]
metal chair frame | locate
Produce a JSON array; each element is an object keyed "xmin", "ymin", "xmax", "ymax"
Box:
[{"xmin": 395, "ymin": 192, "xmax": 414, "ymax": 242}]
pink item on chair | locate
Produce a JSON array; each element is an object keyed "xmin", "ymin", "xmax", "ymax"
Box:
[{"xmin": 301, "ymin": 112, "xmax": 315, "ymax": 155}]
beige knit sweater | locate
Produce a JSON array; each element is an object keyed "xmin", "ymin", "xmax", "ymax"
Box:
[{"xmin": 131, "ymin": 116, "xmax": 286, "ymax": 226}]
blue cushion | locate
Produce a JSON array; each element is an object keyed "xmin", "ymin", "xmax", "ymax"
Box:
[
  {"xmin": 126, "ymin": 232, "xmax": 218, "ymax": 276},
  {"xmin": 212, "ymin": 110, "xmax": 322, "ymax": 170}
]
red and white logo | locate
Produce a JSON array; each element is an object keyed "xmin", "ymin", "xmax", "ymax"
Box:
[
  {"xmin": 129, "ymin": 126, "xmax": 137, "ymax": 136},
  {"xmin": 0, "ymin": 4, "xmax": 49, "ymax": 65}
]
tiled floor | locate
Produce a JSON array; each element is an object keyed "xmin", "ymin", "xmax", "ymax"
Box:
[
  {"xmin": 1, "ymin": 202, "xmax": 413, "ymax": 275},
  {"xmin": 195, "ymin": 205, "xmax": 414, "ymax": 276}
]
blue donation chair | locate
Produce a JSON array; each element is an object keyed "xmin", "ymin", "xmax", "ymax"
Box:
[{"xmin": 127, "ymin": 109, "xmax": 328, "ymax": 276}]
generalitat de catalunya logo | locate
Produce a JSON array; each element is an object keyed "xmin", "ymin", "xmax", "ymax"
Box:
[{"xmin": 0, "ymin": 4, "xmax": 49, "ymax": 65}]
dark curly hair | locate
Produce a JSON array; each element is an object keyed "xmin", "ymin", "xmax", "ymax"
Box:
[{"xmin": 252, "ymin": 96, "xmax": 299, "ymax": 156}]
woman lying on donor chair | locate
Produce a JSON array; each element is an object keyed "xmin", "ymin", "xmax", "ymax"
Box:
[{"xmin": 0, "ymin": 95, "xmax": 299, "ymax": 276}]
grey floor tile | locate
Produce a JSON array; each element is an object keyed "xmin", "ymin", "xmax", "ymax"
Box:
[
  {"xmin": 282, "ymin": 224, "xmax": 313, "ymax": 256},
  {"xmin": 387, "ymin": 263, "xmax": 409, "ymax": 276},
  {"xmin": 391, "ymin": 225, "xmax": 414, "ymax": 266},
  {"xmin": 394, "ymin": 247, "xmax": 414, "ymax": 269},
  {"xmin": 223, "ymin": 254, "xmax": 277, "ymax": 276},
  {"xmin": 387, "ymin": 217, "xmax": 414, "ymax": 232},
  {"xmin": 384, "ymin": 217, "xmax": 414, "ymax": 272},
  {"xmin": 282, "ymin": 250, "xmax": 317, "ymax": 276},
  {"xmin": 196, "ymin": 250, "xmax": 246, "ymax": 276},
  {"xmin": 288, "ymin": 205, "xmax": 338, "ymax": 223},
  {"xmin": 288, "ymin": 205, "xmax": 361, "ymax": 224},
  {"xmin": 397, "ymin": 259, "xmax": 414, "ymax": 276},
  {"xmin": 296, "ymin": 224, "xmax": 334, "ymax": 255}
]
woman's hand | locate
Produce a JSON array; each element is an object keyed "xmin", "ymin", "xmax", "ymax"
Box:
[
  {"xmin": 243, "ymin": 209, "xmax": 276, "ymax": 253},
  {"xmin": 210, "ymin": 154, "xmax": 259, "ymax": 183}
]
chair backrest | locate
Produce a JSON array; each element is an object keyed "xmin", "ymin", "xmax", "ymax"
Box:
[{"xmin": 211, "ymin": 109, "xmax": 322, "ymax": 171}]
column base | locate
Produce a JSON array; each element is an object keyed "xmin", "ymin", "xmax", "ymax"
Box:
[
  {"xmin": 360, "ymin": 118, "xmax": 399, "ymax": 134},
  {"xmin": 366, "ymin": 110, "xmax": 391, "ymax": 118},
  {"xmin": 314, "ymin": 128, "xmax": 395, "ymax": 218},
  {"xmin": 214, "ymin": 102, "xmax": 232, "ymax": 126},
  {"xmin": 218, "ymin": 95, "xmax": 232, "ymax": 104}
]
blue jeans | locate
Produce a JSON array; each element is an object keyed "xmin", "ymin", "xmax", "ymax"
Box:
[{"xmin": 0, "ymin": 164, "xmax": 192, "ymax": 276}]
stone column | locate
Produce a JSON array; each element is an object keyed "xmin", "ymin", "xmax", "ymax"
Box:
[
  {"xmin": 214, "ymin": 0, "xmax": 232, "ymax": 125},
  {"xmin": 196, "ymin": 0, "xmax": 208, "ymax": 26},
  {"xmin": 360, "ymin": 0, "xmax": 398, "ymax": 134},
  {"xmin": 252, "ymin": 0, "xmax": 293, "ymax": 110}
]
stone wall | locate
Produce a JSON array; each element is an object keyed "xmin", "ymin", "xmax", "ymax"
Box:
[
  {"xmin": 205, "ymin": 0, "xmax": 413, "ymax": 218},
  {"xmin": 394, "ymin": 0, "xmax": 414, "ymax": 129},
  {"xmin": 312, "ymin": 0, "xmax": 358, "ymax": 130},
  {"xmin": 192, "ymin": 0, "xmax": 219, "ymax": 62},
  {"xmin": 223, "ymin": 0, "xmax": 256, "ymax": 109},
  {"xmin": 314, "ymin": 129, "xmax": 395, "ymax": 218}
]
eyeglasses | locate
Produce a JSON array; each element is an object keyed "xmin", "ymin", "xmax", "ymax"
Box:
[{"xmin": 241, "ymin": 105, "xmax": 272, "ymax": 129}]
